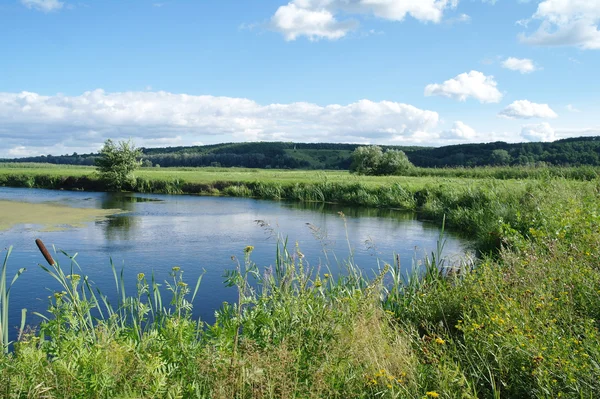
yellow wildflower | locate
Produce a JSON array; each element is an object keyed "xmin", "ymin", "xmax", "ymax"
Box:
[
  {"xmin": 435, "ymin": 337, "xmax": 445, "ymax": 345},
  {"xmin": 426, "ymin": 392, "xmax": 440, "ymax": 398}
]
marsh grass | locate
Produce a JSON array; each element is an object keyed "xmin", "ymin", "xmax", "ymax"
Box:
[
  {"xmin": 0, "ymin": 174, "xmax": 599, "ymax": 397},
  {"xmin": 0, "ymin": 247, "xmax": 26, "ymax": 354}
]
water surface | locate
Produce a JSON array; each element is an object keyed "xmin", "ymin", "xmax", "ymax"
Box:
[{"xmin": 0, "ymin": 187, "xmax": 468, "ymax": 337}]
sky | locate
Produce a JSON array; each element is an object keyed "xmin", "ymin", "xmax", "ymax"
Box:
[{"xmin": 0, "ymin": 0, "xmax": 599, "ymax": 157}]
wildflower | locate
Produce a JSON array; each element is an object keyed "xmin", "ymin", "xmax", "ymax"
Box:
[
  {"xmin": 435, "ymin": 337, "xmax": 445, "ymax": 345},
  {"xmin": 172, "ymin": 266, "xmax": 181, "ymax": 272},
  {"xmin": 323, "ymin": 273, "xmax": 330, "ymax": 278},
  {"xmin": 137, "ymin": 273, "xmax": 145, "ymax": 280},
  {"xmin": 66, "ymin": 274, "xmax": 81, "ymax": 282},
  {"xmin": 387, "ymin": 384, "xmax": 392, "ymax": 389},
  {"xmin": 244, "ymin": 245, "xmax": 254, "ymax": 254},
  {"xmin": 178, "ymin": 282, "xmax": 188, "ymax": 288},
  {"xmin": 426, "ymin": 392, "xmax": 440, "ymax": 398}
]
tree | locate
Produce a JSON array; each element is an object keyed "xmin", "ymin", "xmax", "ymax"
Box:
[
  {"xmin": 349, "ymin": 145, "xmax": 413, "ymax": 175},
  {"xmin": 377, "ymin": 149, "xmax": 413, "ymax": 175},
  {"xmin": 349, "ymin": 145, "xmax": 384, "ymax": 175},
  {"xmin": 490, "ymin": 149, "xmax": 512, "ymax": 166},
  {"xmin": 95, "ymin": 139, "xmax": 142, "ymax": 190}
]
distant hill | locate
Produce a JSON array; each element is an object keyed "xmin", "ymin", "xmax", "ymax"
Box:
[{"xmin": 3, "ymin": 138, "xmax": 600, "ymax": 169}]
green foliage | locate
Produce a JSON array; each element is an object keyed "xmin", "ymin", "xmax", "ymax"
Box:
[
  {"xmin": 0, "ymin": 247, "xmax": 25, "ymax": 354},
  {"xmin": 350, "ymin": 145, "xmax": 413, "ymax": 175},
  {"xmin": 1, "ymin": 178, "xmax": 600, "ymax": 397},
  {"xmin": 95, "ymin": 139, "xmax": 142, "ymax": 190},
  {"xmin": 490, "ymin": 149, "xmax": 512, "ymax": 165},
  {"xmin": 6, "ymin": 136, "xmax": 600, "ymax": 169}
]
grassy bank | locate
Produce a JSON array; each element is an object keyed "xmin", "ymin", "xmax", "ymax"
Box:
[
  {"xmin": 0, "ymin": 164, "xmax": 595, "ymax": 251},
  {"xmin": 0, "ymin": 176, "xmax": 599, "ymax": 398}
]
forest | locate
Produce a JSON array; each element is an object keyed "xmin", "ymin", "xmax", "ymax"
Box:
[{"xmin": 2, "ymin": 136, "xmax": 600, "ymax": 169}]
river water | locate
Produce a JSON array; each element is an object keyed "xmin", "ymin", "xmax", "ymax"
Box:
[{"xmin": 0, "ymin": 187, "xmax": 469, "ymax": 338}]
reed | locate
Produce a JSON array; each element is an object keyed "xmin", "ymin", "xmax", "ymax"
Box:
[{"xmin": 0, "ymin": 247, "xmax": 26, "ymax": 354}]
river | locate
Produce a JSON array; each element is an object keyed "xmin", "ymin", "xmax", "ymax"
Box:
[{"xmin": 0, "ymin": 186, "xmax": 469, "ymax": 338}]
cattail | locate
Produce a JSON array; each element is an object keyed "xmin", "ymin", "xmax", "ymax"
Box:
[{"xmin": 35, "ymin": 239, "xmax": 55, "ymax": 266}]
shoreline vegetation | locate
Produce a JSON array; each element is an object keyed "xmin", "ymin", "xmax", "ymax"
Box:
[{"xmin": 1, "ymin": 164, "xmax": 600, "ymax": 397}]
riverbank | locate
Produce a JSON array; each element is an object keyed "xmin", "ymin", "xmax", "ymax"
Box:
[
  {"xmin": 1, "ymin": 165, "xmax": 600, "ymax": 397},
  {"xmin": 0, "ymin": 164, "xmax": 594, "ymax": 250}
]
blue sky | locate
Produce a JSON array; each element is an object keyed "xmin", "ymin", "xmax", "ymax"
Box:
[{"xmin": 0, "ymin": 0, "xmax": 599, "ymax": 157}]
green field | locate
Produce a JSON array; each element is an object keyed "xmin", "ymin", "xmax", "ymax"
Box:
[{"xmin": 1, "ymin": 164, "xmax": 600, "ymax": 398}]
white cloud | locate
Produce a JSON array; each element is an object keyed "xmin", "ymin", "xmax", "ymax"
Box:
[
  {"xmin": 520, "ymin": 0, "xmax": 600, "ymax": 49},
  {"xmin": 521, "ymin": 122, "xmax": 556, "ymax": 142},
  {"xmin": 0, "ymin": 90, "xmax": 440, "ymax": 157},
  {"xmin": 502, "ymin": 57, "xmax": 538, "ymax": 73},
  {"xmin": 21, "ymin": 0, "xmax": 64, "ymax": 12},
  {"xmin": 441, "ymin": 121, "xmax": 477, "ymax": 140},
  {"xmin": 271, "ymin": 3, "xmax": 356, "ymax": 41},
  {"xmin": 8, "ymin": 146, "xmax": 38, "ymax": 157},
  {"xmin": 271, "ymin": 0, "xmax": 457, "ymax": 40},
  {"xmin": 424, "ymin": 71, "xmax": 503, "ymax": 103},
  {"xmin": 566, "ymin": 104, "xmax": 581, "ymax": 112},
  {"xmin": 499, "ymin": 100, "xmax": 558, "ymax": 119}
]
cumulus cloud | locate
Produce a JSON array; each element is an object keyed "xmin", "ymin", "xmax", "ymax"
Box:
[
  {"xmin": 424, "ymin": 71, "xmax": 503, "ymax": 103},
  {"xmin": 502, "ymin": 57, "xmax": 538, "ymax": 73},
  {"xmin": 441, "ymin": 121, "xmax": 477, "ymax": 140},
  {"xmin": 271, "ymin": 0, "xmax": 457, "ymax": 40},
  {"xmin": 271, "ymin": 4, "xmax": 357, "ymax": 41},
  {"xmin": 0, "ymin": 90, "xmax": 441, "ymax": 157},
  {"xmin": 520, "ymin": 0, "xmax": 600, "ymax": 49},
  {"xmin": 566, "ymin": 104, "xmax": 581, "ymax": 112},
  {"xmin": 499, "ymin": 100, "xmax": 558, "ymax": 119},
  {"xmin": 21, "ymin": 0, "xmax": 64, "ymax": 12},
  {"xmin": 521, "ymin": 122, "xmax": 556, "ymax": 142}
]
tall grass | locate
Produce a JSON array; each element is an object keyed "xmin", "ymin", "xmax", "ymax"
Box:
[
  {"xmin": 0, "ymin": 247, "xmax": 25, "ymax": 354},
  {"xmin": 0, "ymin": 175, "xmax": 599, "ymax": 397}
]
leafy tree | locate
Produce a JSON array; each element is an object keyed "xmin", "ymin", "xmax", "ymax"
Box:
[
  {"xmin": 350, "ymin": 146, "xmax": 413, "ymax": 175},
  {"xmin": 95, "ymin": 139, "xmax": 142, "ymax": 190},
  {"xmin": 349, "ymin": 146, "xmax": 384, "ymax": 175},
  {"xmin": 491, "ymin": 149, "xmax": 512, "ymax": 166},
  {"xmin": 377, "ymin": 149, "xmax": 413, "ymax": 175}
]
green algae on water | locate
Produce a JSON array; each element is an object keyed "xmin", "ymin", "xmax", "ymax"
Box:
[{"xmin": 0, "ymin": 200, "xmax": 122, "ymax": 232}]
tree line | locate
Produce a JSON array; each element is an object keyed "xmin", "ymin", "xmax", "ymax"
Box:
[{"xmin": 3, "ymin": 137, "xmax": 600, "ymax": 169}]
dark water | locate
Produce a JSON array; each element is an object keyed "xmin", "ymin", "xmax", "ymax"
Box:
[{"xmin": 0, "ymin": 187, "xmax": 469, "ymax": 338}]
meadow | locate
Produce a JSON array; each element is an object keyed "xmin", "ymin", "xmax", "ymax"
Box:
[{"xmin": 0, "ymin": 164, "xmax": 599, "ymax": 398}]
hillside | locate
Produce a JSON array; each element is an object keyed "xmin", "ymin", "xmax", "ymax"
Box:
[{"xmin": 2, "ymin": 137, "xmax": 600, "ymax": 169}]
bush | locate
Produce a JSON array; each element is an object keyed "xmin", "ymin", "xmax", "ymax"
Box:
[
  {"xmin": 95, "ymin": 139, "xmax": 142, "ymax": 190},
  {"xmin": 350, "ymin": 146, "xmax": 413, "ymax": 175}
]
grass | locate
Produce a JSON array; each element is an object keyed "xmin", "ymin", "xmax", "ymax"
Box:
[{"xmin": 0, "ymin": 165, "xmax": 600, "ymax": 397}]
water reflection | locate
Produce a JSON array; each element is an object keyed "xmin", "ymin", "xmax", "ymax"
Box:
[
  {"xmin": 283, "ymin": 200, "xmax": 416, "ymax": 220},
  {"xmin": 96, "ymin": 194, "xmax": 137, "ymax": 240},
  {"xmin": 0, "ymin": 187, "xmax": 469, "ymax": 341}
]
